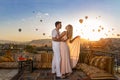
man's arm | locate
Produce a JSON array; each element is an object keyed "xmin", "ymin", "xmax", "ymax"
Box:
[
  {"xmin": 58, "ymin": 31, "xmax": 66, "ymax": 42},
  {"xmin": 52, "ymin": 37, "xmax": 61, "ymax": 41},
  {"xmin": 52, "ymin": 31, "xmax": 66, "ymax": 42},
  {"xmin": 52, "ymin": 29, "xmax": 61, "ymax": 41},
  {"xmin": 52, "ymin": 29, "xmax": 66, "ymax": 42}
]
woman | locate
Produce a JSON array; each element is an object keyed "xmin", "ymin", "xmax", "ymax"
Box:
[{"xmin": 59, "ymin": 24, "xmax": 80, "ymax": 77}]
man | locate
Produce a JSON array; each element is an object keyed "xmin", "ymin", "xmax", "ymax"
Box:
[{"xmin": 51, "ymin": 21, "xmax": 62, "ymax": 78}]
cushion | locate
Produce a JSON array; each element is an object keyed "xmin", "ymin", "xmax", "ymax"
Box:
[
  {"xmin": 98, "ymin": 56, "xmax": 108, "ymax": 70},
  {"xmin": 86, "ymin": 66, "xmax": 105, "ymax": 75},
  {"xmin": 0, "ymin": 62, "xmax": 18, "ymax": 68},
  {"xmin": 94, "ymin": 56, "xmax": 103, "ymax": 67},
  {"xmin": 0, "ymin": 56, "xmax": 14, "ymax": 62},
  {"xmin": 0, "ymin": 50, "xmax": 15, "ymax": 62},
  {"xmin": 84, "ymin": 53, "xmax": 95, "ymax": 64},
  {"xmin": 89, "ymin": 72, "xmax": 113, "ymax": 78},
  {"xmin": 89, "ymin": 56, "xmax": 98, "ymax": 66}
]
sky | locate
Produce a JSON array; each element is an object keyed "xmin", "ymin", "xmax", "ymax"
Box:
[{"xmin": 0, "ymin": 0, "xmax": 120, "ymax": 41}]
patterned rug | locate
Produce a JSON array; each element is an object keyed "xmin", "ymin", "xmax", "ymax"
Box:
[
  {"xmin": 12, "ymin": 69, "xmax": 90, "ymax": 80},
  {"xmin": 0, "ymin": 69, "xmax": 18, "ymax": 80}
]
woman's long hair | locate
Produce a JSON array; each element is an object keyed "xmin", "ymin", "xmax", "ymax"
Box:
[{"xmin": 66, "ymin": 24, "xmax": 73, "ymax": 40}]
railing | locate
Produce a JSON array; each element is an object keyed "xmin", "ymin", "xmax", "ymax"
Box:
[
  {"xmin": 1, "ymin": 47, "xmax": 120, "ymax": 74},
  {"xmin": 114, "ymin": 50, "xmax": 120, "ymax": 74}
]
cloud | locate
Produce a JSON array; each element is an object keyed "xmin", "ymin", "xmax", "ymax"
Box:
[
  {"xmin": 36, "ymin": 12, "xmax": 49, "ymax": 18},
  {"xmin": 36, "ymin": 12, "xmax": 42, "ymax": 18},
  {"xmin": 44, "ymin": 13, "xmax": 49, "ymax": 16}
]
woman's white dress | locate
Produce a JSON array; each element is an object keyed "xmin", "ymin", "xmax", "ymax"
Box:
[{"xmin": 60, "ymin": 35, "xmax": 80, "ymax": 74}]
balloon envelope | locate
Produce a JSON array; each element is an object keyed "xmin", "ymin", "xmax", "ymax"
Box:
[
  {"xmin": 43, "ymin": 33, "xmax": 45, "ymax": 35},
  {"xmin": 98, "ymin": 29, "xmax": 101, "ymax": 32},
  {"xmin": 33, "ymin": 11, "xmax": 35, "ymax": 13},
  {"xmin": 18, "ymin": 28, "xmax": 22, "ymax": 32},
  {"xmin": 36, "ymin": 29, "xmax": 38, "ymax": 31},
  {"xmin": 117, "ymin": 34, "xmax": 120, "ymax": 36},
  {"xmin": 101, "ymin": 27, "xmax": 104, "ymax": 30},
  {"xmin": 40, "ymin": 20, "xmax": 43, "ymax": 22},
  {"xmin": 105, "ymin": 34, "xmax": 108, "ymax": 36},
  {"xmin": 99, "ymin": 26, "xmax": 101, "ymax": 28},
  {"xmin": 112, "ymin": 28, "xmax": 114, "ymax": 31},
  {"xmin": 85, "ymin": 16, "xmax": 88, "ymax": 19},
  {"xmin": 79, "ymin": 19, "xmax": 83, "ymax": 24},
  {"xmin": 92, "ymin": 29, "xmax": 95, "ymax": 32}
]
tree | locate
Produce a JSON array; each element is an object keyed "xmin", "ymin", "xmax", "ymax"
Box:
[{"xmin": 24, "ymin": 45, "xmax": 34, "ymax": 53}]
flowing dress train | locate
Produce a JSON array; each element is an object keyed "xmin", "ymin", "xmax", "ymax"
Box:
[{"xmin": 67, "ymin": 36, "xmax": 81, "ymax": 68}]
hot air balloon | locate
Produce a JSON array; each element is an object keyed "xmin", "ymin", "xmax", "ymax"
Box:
[
  {"xmin": 105, "ymin": 34, "xmax": 108, "ymax": 36},
  {"xmin": 36, "ymin": 29, "xmax": 38, "ymax": 31},
  {"xmin": 108, "ymin": 30, "xmax": 110, "ymax": 33},
  {"xmin": 117, "ymin": 34, "xmax": 120, "ymax": 36},
  {"xmin": 99, "ymin": 26, "xmax": 102, "ymax": 28},
  {"xmin": 40, "ymin": 19, "xmax": 43, "ymax": 22},
  {"xmin": 32, "ymin": 11, "xmax": 35, "ymax": 13},
  {"xmin": 112, "ymin": 28, "xmax": 114, "ymax": 31},
  {"xmin": 101, "ymin": 27, "xmax": 104, "ymax": 30},
  {"xmin": 79, "ymin": 19, "xmax": 83, "ymax": 24},
  {"xmin": 92, "ymin": 29, "xmax": 95, "ymax": 32},
  {"xmin": 43, "ymin": 33, "xmax": 45, "ymax": 36},
  {"xmin": 85, "ymin": 16, "xmax": 88, "ymax": 19},
  {"xmin": 98, "ymin": 29, "xmax": 101, "ymax": 32},
  {"xmin": 18, "ymin": 28, "xmax": 22, "ymax": 32}
]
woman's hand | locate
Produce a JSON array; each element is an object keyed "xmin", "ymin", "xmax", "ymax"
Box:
[
  {"xmin": 69, "ymin": 36, "xmax": 80, "ymax": 43},
  {"xmin": 76, "ymin": 36, "xmax": 80, "ymax": 38}
]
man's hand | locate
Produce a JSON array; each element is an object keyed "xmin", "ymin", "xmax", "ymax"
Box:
[{"xmin": 52, "ymin": 37, "xmax": 61, "ymax": 41}]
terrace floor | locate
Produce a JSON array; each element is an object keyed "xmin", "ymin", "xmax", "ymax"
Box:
[
  {"xmin": 11, "ymin": 69, "xmax": 90, "ymax": 80},
  {"xmin": 1, "ymin": 68, "xmax": 120, "ymax": 80},
  {"xmin": 0, "ymin": 69, "xmax": 18, "ymax": 80}
]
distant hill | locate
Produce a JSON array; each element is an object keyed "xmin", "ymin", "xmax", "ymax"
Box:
[
  {"xmin": 106, "ymin": 38, "xmax": 120, "ymax": 44},
  {"xmin": 0, "ymin": 39, "xmax": 52, "ymax": 47},
  {"xmin": 0, "ymin": 40, "xmax": 25, "ymax": 44},
  {"xmin": 0, "ymin": 38, "xmax": 120, "ymax": 47},
  {"xmin": 28, "ymin": 39, "xmax": 52, "ymax": 47}
]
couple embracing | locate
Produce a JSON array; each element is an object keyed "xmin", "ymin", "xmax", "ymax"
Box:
[{"xmin": 52, "ymin": 21, "xmax": 81, "ymax": 79}]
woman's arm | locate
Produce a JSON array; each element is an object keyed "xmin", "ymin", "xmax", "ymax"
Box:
[
  {"xmin": 58, "ymin": 31, "xmax": 67, "ymax": 41},
  {"xmin": 70, "ymin": 36, "xmax": 80, "ymax": 43}
]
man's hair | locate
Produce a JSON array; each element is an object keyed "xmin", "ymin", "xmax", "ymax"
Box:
[{"xmin": 55, "ymin": 21, "xmax": 61, "ymax": 27}]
